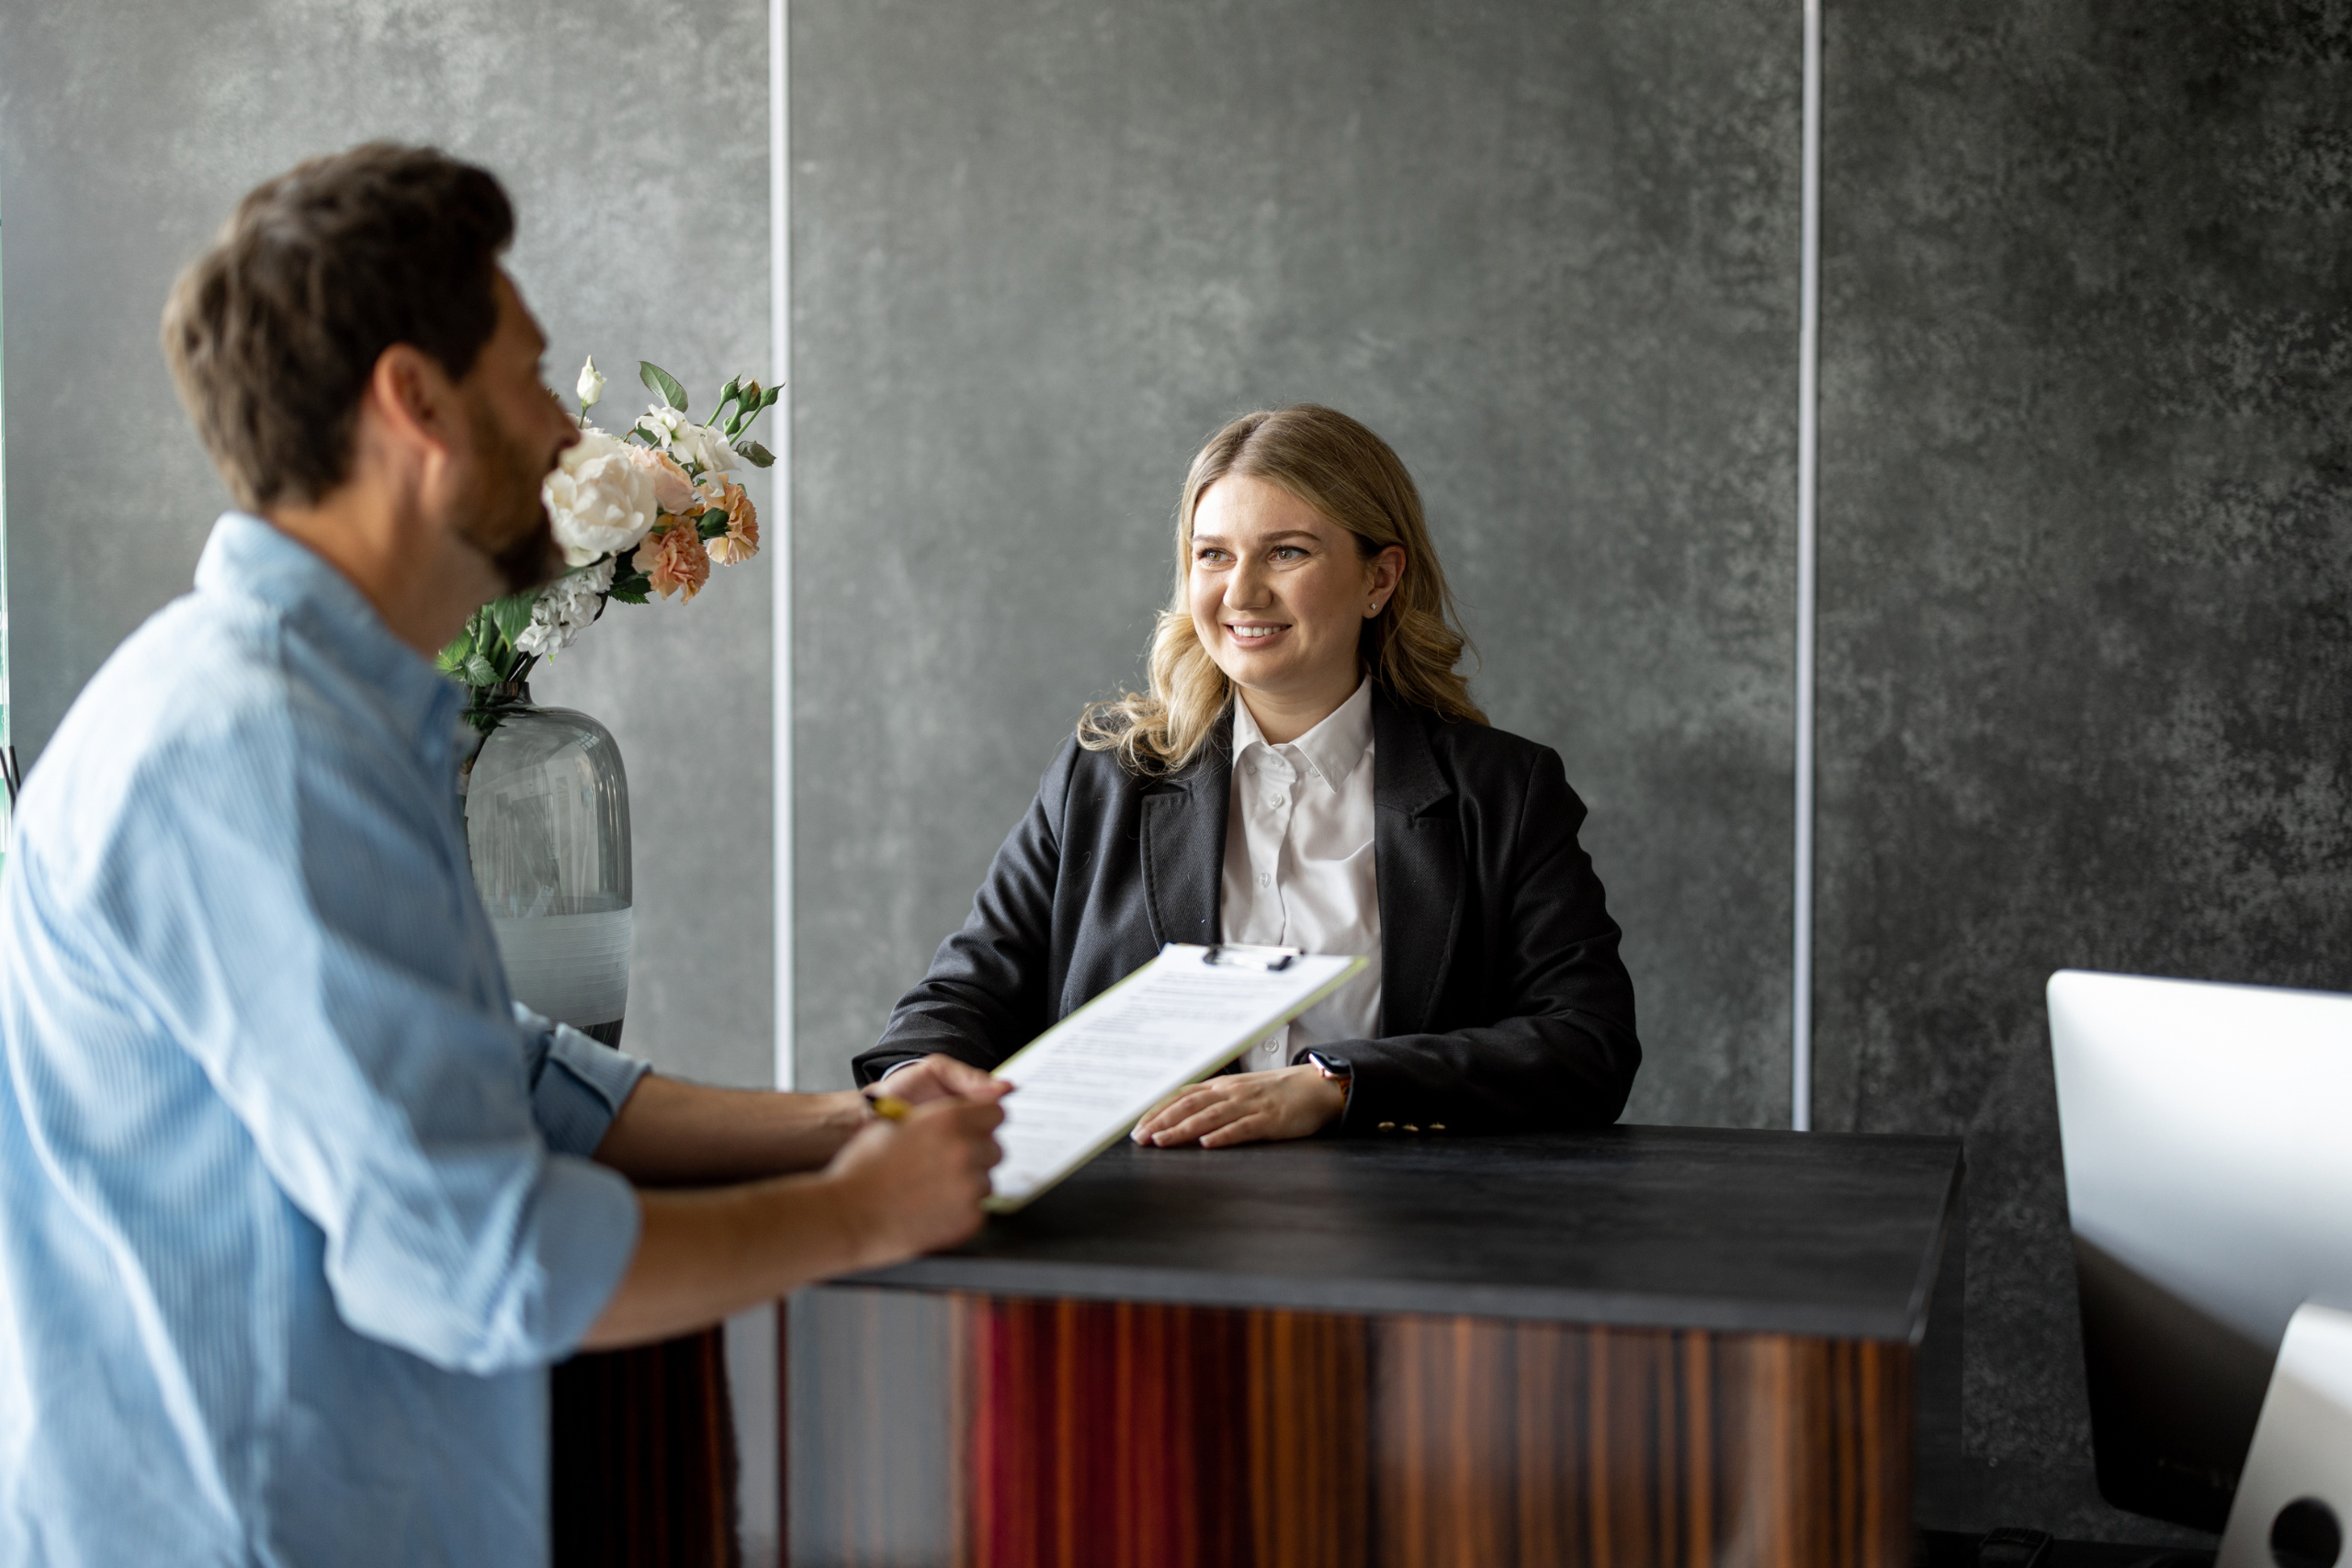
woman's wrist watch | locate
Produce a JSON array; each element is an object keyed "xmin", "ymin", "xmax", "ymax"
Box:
[
  {"xmin": 1304, "ymin": 1050, "xmax": 1353, "ymax": 1085},
  {"xmin": 1303, "ymin": 1051, "xmax": 1354, "ymax": 1119}
]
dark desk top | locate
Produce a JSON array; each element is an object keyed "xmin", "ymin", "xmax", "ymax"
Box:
[{"xmin": 845, "ymin": 1124, "xmax": 1964, "ymax": 1343}]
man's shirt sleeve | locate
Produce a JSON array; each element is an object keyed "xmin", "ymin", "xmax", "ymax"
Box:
[
  {"xmin": 514, "ymin": 1004, "xmax": 651, "ymax": 1157},
  {"xmin": 62, "ymin": 722, "xmax": 642, "ymax": 1376}
]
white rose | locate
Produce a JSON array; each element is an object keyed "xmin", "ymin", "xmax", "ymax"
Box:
[
  {"xmin": 576, "ymin": 356, "xmax": 607, "ymax": 412},
  {"xmin": 674, "ymin": 422, "xmax": 742, "ymax": 476},
  {"xmin": 633, "ymin": 403, "xmax": 740, "ymax": 477},
  {"xmin": 636, "ymin": 404, "xmax": 690, "ymax": 447},
  {"xmin": 542, "ymin": 428, "xmax": 658, "ymax": 567}
]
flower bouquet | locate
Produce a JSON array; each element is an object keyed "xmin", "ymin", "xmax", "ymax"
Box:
[{"xmin": 438, "ymin": 356, "xmax": 776, "ymax": 705}]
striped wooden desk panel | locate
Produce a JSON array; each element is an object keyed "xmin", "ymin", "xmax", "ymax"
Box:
[{"xmin": 793, "ymin": 1289, "xmax": 1910, "ymax": 1568}]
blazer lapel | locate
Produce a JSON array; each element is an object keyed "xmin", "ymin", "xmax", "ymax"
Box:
[
  {"xmin": 1374, "ymin": 688, "xmax": 1462, "ymax": 1035},
  {"xmin": 1140, "ymin": 708, "xmax": 1233, "ymax": 948}
]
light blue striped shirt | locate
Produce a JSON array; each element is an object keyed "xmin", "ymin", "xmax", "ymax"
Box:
[{"xmin": 0, "ymin": 513, "xmax": 650, "ymax": 1566}]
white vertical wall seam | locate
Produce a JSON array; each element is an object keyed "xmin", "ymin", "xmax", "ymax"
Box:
[
  {"xmin": 771, "ymin": 0, "xmax": 794, "ymax": 1091},
  {"xmin": 1793, "ymin": 0, "xmax": 1822, "ymax": 1133}
]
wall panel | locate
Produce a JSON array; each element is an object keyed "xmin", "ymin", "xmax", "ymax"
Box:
[
  {"xmin": 1817, "ymin": 0, "xmax": 2352, "ymax": 1539},
  {"xmin": 0, "ymin": 0, "xmax": 775, "ymax": 1092},
  {"xmin": 790, "ymin": 0, "xmax": 1803, "ymax": 1125}
]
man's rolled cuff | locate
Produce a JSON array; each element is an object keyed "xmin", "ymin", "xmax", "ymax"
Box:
[{"xmin": 514, "ymin": 1005, "xmax": 652, "ymax": 1156}]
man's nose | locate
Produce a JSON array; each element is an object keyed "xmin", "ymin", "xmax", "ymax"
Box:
[{"xmin": 548, "ymin": 388, "xmax": 582, "ymax": 448}]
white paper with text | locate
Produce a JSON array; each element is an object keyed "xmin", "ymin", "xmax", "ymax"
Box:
[{"xmin": 984, "ymin": 944, "xmax": 1366, "ymax": 1212}]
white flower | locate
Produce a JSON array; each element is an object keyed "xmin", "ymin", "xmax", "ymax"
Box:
[
  {"xmin": 676, "ymin": 423, "xmax": 742, "ymax": 476},
  {"xmin": 515, "ymin": 557, "xmax": 617, "ymax": 658},
  {"xmin": 576, "ymin": 356, "xmax": 606, "ymax": 412},
  {"xmin": 636, "ymin": 403, "xmax": 690, "ymax": 446},
  {"xmin": 542, "ymin": 428, "xmax": 658, "ymax": 567},
  {"xmin": 634, "ymin": 403, "xmax": 741, "ymax": 478}
]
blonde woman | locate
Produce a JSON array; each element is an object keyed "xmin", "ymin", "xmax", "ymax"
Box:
[{"xmin": 854, "ymin": 405, "xmax": 1639, "ymax": 1144}]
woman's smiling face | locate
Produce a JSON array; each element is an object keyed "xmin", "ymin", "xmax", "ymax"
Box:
[{"xmin": 1187, "ymin": 474, "xmax": 1403, "ymax": 731}]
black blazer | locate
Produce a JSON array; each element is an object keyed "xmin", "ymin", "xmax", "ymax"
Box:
[{"xmin": 853, "ymin": 686, "xmax": 1640, "ymax": 1134}]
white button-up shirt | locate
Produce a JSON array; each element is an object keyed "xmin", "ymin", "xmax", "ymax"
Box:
[{"xmin": 1221, "ymin": 678, "xmax": 1385, "ymax": 1069}]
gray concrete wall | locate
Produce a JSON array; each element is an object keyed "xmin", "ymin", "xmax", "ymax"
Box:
[
  {"xmin": 0, "ymin": 0, "xmax": 775, "ymax": 1096},
  {"xmin": 789, "ymin": 0, "xmax": 1805, "ymax": 1139},
  {"xmin": 1816, "ymin": 0, "xmax": 2352, "ymax": 1541}
]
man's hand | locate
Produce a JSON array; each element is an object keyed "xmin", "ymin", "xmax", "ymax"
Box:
[
  {"xmin": 825, "ymin": 1093, "xmax": 1008, "ymax": 1269},
  {"xmin": 1129, "ymin": 1066, "xmax": 1343, "ymax": 1150},
  {"xmin": 581, "ymin": 1088, "xmax": 1007, "ymax": 1350},
  {"xmin": 875, "ymin": 1054, "xmax": 1003, "ymax": 1107}
]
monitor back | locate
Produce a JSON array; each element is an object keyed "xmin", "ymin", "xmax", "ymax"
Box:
[{"xmin": 2049, "ymin": 969, "xmax": 2352, "ymax": 1532}]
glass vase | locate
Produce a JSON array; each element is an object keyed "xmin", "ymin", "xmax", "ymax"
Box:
[{"xmin": 458, "ymin": 682, "xmax": 632, "ymax": 1047}]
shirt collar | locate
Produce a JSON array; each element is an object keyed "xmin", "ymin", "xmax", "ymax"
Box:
[
  {"xmin": 1230, "ymin": 676, "xmax": 1376, "ymax": 789},
  {"xmin": 193, "ymin": 512, "xmax": 465, "ymax": 761}
]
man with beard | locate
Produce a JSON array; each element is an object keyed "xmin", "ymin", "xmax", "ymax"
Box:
[{"xmin": 0, "ymin": 145, "xmax": 1004, "ymax": 1566}]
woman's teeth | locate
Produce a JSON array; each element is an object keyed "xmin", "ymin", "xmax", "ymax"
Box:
[{"xmin": 1231, "ymin": 625, "xmax": 1283, "ymax": 640}]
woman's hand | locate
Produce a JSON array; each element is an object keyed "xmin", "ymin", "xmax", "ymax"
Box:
[{"xmin": 1130, "ymin": 1066, "xmax": 1345, "ymax": 1149}]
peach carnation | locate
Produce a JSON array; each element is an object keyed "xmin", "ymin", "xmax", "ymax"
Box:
[
  {"xmin": 702, "ymin": 479, "xmax": 760, "ymax": 565},
  {"xmin": 635, "ymin": 518, "xmax": 712, "ymax": 602}
]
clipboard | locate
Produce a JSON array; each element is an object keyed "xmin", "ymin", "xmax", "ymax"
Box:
[{"xmin": 983, "ymin": 943, "xmax": 1370, "ymax": 1213}]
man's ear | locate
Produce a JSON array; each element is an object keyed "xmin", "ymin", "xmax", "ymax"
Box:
[{"xmin": 361, "ymin": 344, "xmax": 460, "ymax": 467}]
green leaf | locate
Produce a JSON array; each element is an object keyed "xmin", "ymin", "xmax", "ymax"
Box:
[
  {"xmin": 487, "ymin": 589, "xmax": 537, "ymax": 649},
  {"xmin": 437, "ymin": 617, "xmax": 481, "ymax": 674},
  {"xmin": 735, "ymin": 440, "xmax": 776, "ymax": 469},
  {"xmin": 462, "ymin": 654, "xmax": 499, "ymax": 686},
  {"xmin": 695, "ymin": 509, "xmax": 729, "ymax": 540},
  {"xmin": 639, "ymin": 361, "xmax": 688, "ymax": 412},
  {"xmin": 607, "ymin": 564, "xmax": 652, "ymax": 604}
]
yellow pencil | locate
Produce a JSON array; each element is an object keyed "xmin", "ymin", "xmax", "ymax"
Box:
[{"xmin": 868, "ymin": 1093, "xmax": 912, "ymax": 1122}]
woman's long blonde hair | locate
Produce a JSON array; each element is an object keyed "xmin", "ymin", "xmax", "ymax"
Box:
[{"xmin": 1080, "ymin": 404, "xmax": 1484, "ymax": 774}]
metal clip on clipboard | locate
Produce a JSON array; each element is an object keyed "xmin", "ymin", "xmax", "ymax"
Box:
[{"xmin": 1200, "ymin": 944, "xmax": 1303, "ymax": 972}]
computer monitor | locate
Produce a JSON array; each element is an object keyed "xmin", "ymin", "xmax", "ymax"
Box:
[{"xmin": 2048, "ymin": 969, "xmax": 2352, "ymax": 1532}]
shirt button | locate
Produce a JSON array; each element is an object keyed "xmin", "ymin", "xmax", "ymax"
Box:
[
  {"xmin": 1262, "ymin": 1040, "xmax": 1278, "ymax": 1053},
  {"xmin": 1256, "ymin": 872, "xmax": 1272, "ymax": 888},
  {"xmin": 1268, "ymin": 793, "xmax": 1286, "ymax": 807}
]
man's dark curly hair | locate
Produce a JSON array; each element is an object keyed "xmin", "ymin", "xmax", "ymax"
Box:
[{"xmin": 162, "ymin": 142, "xmax": 514, "ymax": 513}]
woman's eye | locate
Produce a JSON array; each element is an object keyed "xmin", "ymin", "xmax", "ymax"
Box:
[
  {"xmin": 1196, "ymin": 548, "xmax": 1229, "ymax": 563},
  {"xmin": 1272, "ymin": 547, "xmax": 1305, "ymax": 560}
]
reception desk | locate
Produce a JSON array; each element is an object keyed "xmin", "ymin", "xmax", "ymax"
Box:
[{"xmin": 787, "ymin": 1125, "xmax": 1964, "ymax": 1568}]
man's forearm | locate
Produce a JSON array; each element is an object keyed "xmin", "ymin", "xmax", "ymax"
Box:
[
  {"xmin": 580, "ymin": 1090, "xmax": 1006, "ymax": 1350},
  {"xmin": 591, "ymin": 1073, "xmax": 868, "ymax": 1185},
  {"xmin": 579, "ymin": 1176, "xmax": 870, "ymax": 1349}
]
